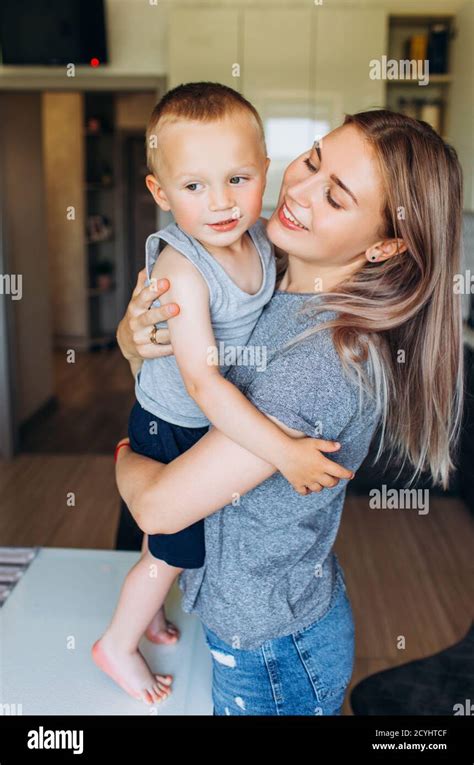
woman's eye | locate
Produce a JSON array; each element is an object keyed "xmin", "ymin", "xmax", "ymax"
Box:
[
  {"xmin": 303, "ymin": 156, "xmax": 342, "ymax": 209},
  {"xmin": 324, "ymin": 187, "xmax": 342, "ymax": 210},
  {"xmin": 303, "ymin": 157, "xmax": 318, "ymax": 173},
  {"xmin": 185, "ymin": 182, "xmax": 202, "ymax": 192},
  {"xmin": 229, "ymin": 176, "xmax": 246, "ymax": 184}
]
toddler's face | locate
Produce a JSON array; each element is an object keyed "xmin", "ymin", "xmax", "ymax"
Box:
[{"xmin": 147, "ymin": 114, "xmax": 269, "ymax": 248}]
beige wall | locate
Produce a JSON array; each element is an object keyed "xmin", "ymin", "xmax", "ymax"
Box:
[
  {"xmin": 42, "ymin": 93, "xmax": 88, "ymax": 341},
  {"xmin": 0, "ymin": 93, "xmax": 54, "ymax": 423},
  {"xmin": 0, "ymin": 0, "xmax": 466, "ymax": 91}
]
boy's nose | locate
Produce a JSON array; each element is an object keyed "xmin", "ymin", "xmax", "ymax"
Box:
[{"xmin": 208, "ymin": 189, "xmax": 235, "ymax": 211}]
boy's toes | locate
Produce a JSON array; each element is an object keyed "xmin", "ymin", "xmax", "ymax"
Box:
[
  {"xmin": 141, "ymin": 689, "xmax": 154, "ymax": 705},
  {"xmin": 145, "ymin": 623, "xmax": 180, "ymax": 645},
  {"xmin": 152, "ymin": 684, "xmax": 167, "ymax": 702},
  {"xmin": 154, "ymin": 675, "xmax": 172, "ymax": 698},
  {"xmin": 155, "ymin": 673, "xmax": 173, "ymax": 686}
]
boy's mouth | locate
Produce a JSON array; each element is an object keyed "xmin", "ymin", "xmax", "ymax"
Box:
[{"xmin": 207, "ymin": 217, "xmax": 241, "ymax": 232}]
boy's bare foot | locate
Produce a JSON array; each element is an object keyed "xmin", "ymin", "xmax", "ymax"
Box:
[
  {"xmin": 145, "ymin": 607, "xmax": 180, "ymax": 645},
  {"xmin": 92, "ymin": 634, "xmax": 173, "ymax": 705}
]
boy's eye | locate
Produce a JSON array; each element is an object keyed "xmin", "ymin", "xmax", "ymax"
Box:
[
  {"xmin": 229, "ymin": 176, "xmax": 247, "ymax": 184},
  {"xmin": 185, "ymin": 182, "xmax": 203, "ymax": 192}
]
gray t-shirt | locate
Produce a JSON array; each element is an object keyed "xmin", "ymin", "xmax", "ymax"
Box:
[{"xmin": 178, "ymin": 291, "xmax": 381, "ymax": 649}]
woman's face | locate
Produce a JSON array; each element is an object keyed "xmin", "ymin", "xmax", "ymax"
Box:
[{"xmin": 266, "ymin": 124, "xmax": 386, "ymax": 266}]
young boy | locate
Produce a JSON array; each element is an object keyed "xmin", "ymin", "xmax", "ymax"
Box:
[{"xmin": 92, "ymin": 82, "xmax": 352, "ymax": 705}]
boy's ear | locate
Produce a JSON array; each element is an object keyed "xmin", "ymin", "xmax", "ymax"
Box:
[{"xmin": 145, "ymin": 174, "xmax": 171, "ymax": 212}]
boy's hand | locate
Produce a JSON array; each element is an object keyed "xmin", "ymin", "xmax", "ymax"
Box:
[{"xmin": 278, "ymin": 438, "xmax": 354, "ymax": 495}]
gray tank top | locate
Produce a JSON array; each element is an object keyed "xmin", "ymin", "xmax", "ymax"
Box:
[{"xmin": 135, "ymin": 219, "xmax": 276, "ymax": 427}]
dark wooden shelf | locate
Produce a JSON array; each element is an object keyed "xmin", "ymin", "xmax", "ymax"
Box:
[
  {"xmin": 88, "ymin": 286, "xmax": 116, "ymax": 297},
  {"xmin": 86, "ymin": 236, "xmax": 115, "ymax": 245},
  {"xmin": 85, "ymin": 183, "xmax": 115, "ymax": 191}
]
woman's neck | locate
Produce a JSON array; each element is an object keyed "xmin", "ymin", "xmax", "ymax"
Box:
[{"xmin": 278, "ymin": 253, "xmax": 361, "ymax": 294}]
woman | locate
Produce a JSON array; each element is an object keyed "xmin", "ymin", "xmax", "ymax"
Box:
[{"xmin": 114, "ymin": 110, "xmax": 464, "ymax": 714}]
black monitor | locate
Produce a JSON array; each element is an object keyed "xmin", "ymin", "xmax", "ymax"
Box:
[{"xmin": 0, "ymin": 0, "xmax": 108, "ymax": 66}]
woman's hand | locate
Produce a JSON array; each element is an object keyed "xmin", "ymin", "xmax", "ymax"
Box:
[{"xmin": 116, "ymin": 269, "xmax": 180, "ymax": 375}]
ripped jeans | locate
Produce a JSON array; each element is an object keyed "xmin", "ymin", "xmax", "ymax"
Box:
[{"xmin": 202, "ymin": 562, "xmax": 355, "ymax": 715}]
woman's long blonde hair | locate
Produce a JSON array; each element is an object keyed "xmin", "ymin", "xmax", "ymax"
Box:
[{"xmin": 280, "ymin": 110, "xmax": 464, "ymax": 489}]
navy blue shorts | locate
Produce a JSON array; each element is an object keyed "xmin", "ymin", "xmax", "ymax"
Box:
[{"xmin": 127, "ymin": 400, "xmax": 209, "ymax": 568}]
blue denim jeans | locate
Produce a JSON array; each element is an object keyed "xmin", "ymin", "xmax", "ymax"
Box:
[{"xmin": 202, "ymin": 561, "xmax": 355, "ymax": 715}]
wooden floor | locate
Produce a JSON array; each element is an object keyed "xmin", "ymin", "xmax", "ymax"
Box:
[
  {"xmin": 20, "ymin": 348, "xmax": 134, "ymax": 454},
  {"xmin": 3, "ymin": 347, "xmax": 473, "ymax": 714},
  {"xmin": 0, "ymin": 451, "xmax": 472, "ymax": 714}
]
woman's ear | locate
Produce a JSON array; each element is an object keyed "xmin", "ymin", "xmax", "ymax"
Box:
[
  {"xmin": 145, "ymin": 174, "xmax": 171, "ymax": 212},
  {"xmin": 365, "ymin": 238, "xmax": 407, "ymax": 263}
]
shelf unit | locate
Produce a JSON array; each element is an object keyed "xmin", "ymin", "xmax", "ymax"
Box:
[
  {"xmin": 386, "ymin": 15, "xmax": 454, "ymax": 139},
  {"xmin": 84, "ymin": 93, "xmax": 119, "ymax": 349}
]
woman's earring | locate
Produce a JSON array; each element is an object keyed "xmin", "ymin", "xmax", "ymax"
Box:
[{"xmin": 370, "ymin": 254, "xmax": 378, "ymax": 261}]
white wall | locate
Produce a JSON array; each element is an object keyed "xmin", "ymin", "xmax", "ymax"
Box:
[{"xmin": 104, "ymin": 0, "xmax": 168, "ymax": 75}]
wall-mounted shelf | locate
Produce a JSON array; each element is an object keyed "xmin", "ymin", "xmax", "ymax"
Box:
[
  {"xmin": 86, "ymin": 236, "xmax": 115, "ymax": 246},
  {"xmin": 85, "ymin": 183, "xmax": 115, "ymax": 191},
  {"xmin": 387, "ymin": 74, "xmax": 452, "ymax": 85},
  {"xmin": 83, "ymin": 92, "xmax": 120, "ymax": 349},
  {"xmin": 386, "ymin": 14, "xmax": 454, "ymax": 137}
]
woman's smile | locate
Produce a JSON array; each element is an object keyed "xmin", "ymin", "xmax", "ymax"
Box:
[{"xmin": 277, "ymin": 201, "xmax": 309, "ymax": 231}]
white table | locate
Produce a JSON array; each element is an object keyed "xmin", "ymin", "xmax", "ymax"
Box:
[{"xmin": 0, "ymin": 548, "xmax": 213, "ymax": 715}]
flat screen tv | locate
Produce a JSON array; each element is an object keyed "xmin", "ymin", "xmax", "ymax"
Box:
[{"xmin": 0, "ymin": 0, "xmax": 108, "ymax": 66}]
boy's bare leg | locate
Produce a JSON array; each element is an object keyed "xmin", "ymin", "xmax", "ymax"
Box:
[
  {"xmin": 92, "ymin": 552, "xmax": 183, "ymax": 705},
  {"xmin": 141, "ymin": 534, "xmax": 181, "ymax": 645}
]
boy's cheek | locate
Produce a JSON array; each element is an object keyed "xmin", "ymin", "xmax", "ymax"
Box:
[
  {"xmin": 171, "ymin": 198, "xmax": 202, "ymax": 230},
  {"xmin": 244, "ymin": 185, "xmax": 265, "ymax": 218}
]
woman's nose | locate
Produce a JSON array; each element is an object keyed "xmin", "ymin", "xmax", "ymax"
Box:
[{"xmin": 286, "ymin": 176, "xmax": 314, "ymax": 210}]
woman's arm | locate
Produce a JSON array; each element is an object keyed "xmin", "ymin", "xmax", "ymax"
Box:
[
  {"xmin": 116, "ymin": 416, "xmax": 316, "ymax": 535},
  {"xmin": 150, "ymin": 246, "xmax": 350, "ymax": 495}
]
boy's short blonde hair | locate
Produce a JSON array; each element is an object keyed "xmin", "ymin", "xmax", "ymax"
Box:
[{"xmin": 146, "ymin": 82, "xmax": 266, "ymax": 178}]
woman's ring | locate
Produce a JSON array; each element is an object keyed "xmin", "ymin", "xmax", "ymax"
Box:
[{"xmin": 150, "ymin": 325, "xmax": 158, "ymax": 345}]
